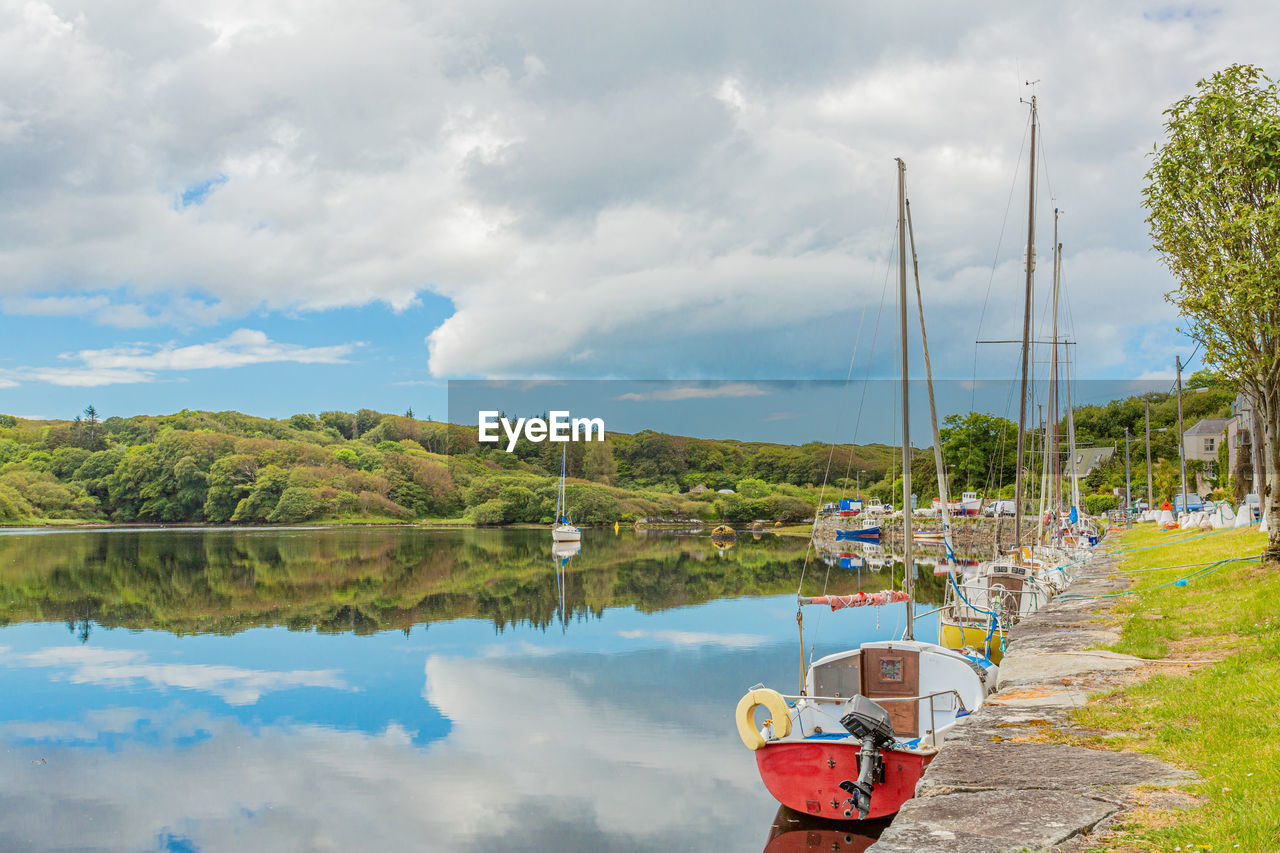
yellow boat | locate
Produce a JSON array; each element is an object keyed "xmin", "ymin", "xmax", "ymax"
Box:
[{"xmin": 939, "ymin": 620, "xmax": 1005, "ymax": 665}]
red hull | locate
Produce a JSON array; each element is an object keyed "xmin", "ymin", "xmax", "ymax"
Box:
[{"xmin": 755, "ymin": 740, "xmax": 930, "ymax": 821}]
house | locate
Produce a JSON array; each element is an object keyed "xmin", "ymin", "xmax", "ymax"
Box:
[
  {"xmin": 1072, "ymin": 446, "xmax": 1115, "ymax": 480},
  {"xmin": 1183, "ymin": 417, "xmax": 1232, "ymax": 493},
  {"xmin": 687, "ymin": 484, "xmax": 709, "ymax": 495},
  {"xmin": 1227, "ymin": 392, "xmax": 1264, "ymax": 498}
]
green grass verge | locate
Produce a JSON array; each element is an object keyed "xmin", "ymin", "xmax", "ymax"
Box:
[{"xmin": 1072, "ymin": 524, "xmax": 1278, "ymax": 851}]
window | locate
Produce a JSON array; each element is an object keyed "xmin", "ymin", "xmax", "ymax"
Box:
[{"xmin": 1204, "ymin": 438, "xmax": 1215, "ymax": 452}]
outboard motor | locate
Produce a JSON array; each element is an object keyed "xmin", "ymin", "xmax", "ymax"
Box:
[{"xmin": 837, "ymin": 695, "xmax": 897, "ymax": 819}]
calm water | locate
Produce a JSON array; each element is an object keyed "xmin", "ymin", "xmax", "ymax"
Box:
[{"xmin": 0, "ymin": 527, "xmax": 941, "ymax": 852}]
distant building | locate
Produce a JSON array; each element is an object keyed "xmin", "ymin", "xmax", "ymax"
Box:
[
  {"xmin": 687, "ymin": 484, "xmax": 709, "ymax": 495},
  {"xmin": 1072, "ymin": 446, "xmax": 1115, "ymax": 480},
  {"xmin": 717, "ymin": 488, "xmax": 736, "ymax": 495},
  {"xmin": 1183, "ymin": 417, "xmax": 1232, "ymax": 493},
  {"xmin": 1227, "ymin": 392, "xmax": 1264, "ymax": 498}
]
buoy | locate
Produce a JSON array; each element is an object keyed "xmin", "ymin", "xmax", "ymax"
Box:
[{"xmin": 735, "ymin": 688, "xmax": 792, "ymax": 750}]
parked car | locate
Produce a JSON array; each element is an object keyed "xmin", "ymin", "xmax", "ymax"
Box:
[
  {"xmin": 1173, "ymin": 493, "xmax": 1205, "ymax": 515},
  {"xmin": 984, "ymin": 500, "xmax": 1016, "ymax": 517},
  {"xmin": 1244, "ymin": 493, "xmax": 1261, "ymax": 521}
]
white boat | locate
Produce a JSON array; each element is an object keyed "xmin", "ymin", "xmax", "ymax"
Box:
[
  {"xmin": 551, "ymin": 445, "xmax": 581, "ymax": 543},
  {"xmin": 736, "ymin": 158, "xmax": 994, "ymax": 822}
]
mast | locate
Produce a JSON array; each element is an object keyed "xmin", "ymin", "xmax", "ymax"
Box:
[
  {"xmin": 1014, "ymin": 95, "xmax": 1037, "ymax": 553},
  {"xmin": 897, "ymin": 157, "xmax": 914, "ymax": 640},
  {"xmin": 1048, "ymin": 210, "xmax": 1061, "ymax": 541},
  {"xmin": 906, "ymin": 197, "xmax": 955, "ymax": 563},
  {"xmin": 1066, "ymin": 347, "xmax": 1080, "ymax": 522}
]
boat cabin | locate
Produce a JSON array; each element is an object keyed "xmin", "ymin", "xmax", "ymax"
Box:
[{"xmin": 800, "ymin": 641, "xmax": 991, "ymax": 744}]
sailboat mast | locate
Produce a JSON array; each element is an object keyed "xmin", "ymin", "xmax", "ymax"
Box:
[
  {"xmin": 1048, "ymin": 210, "xmax": 1061, "ymax": 541},
  {"xmin": 1014, "ymin": 96, "xmax": 1037, "ymax": 554},
  {"xmin": 1066, "ymin": 348, "xmax": 1080, "ymax": 520},
  {"xmin": 906, "ymin": 198, "xmax": 954, "ymax": 561},
  {"xmin": 897, "ymin": 157, "xmax": 914, "ymax": 640}
]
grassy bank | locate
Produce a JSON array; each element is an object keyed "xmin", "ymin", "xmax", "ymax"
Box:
[{"xmin": 1073, "ymin": 524, "xmax": 1277, "ymax": 851}]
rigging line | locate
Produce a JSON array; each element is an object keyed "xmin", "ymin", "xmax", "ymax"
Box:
[
  {"xmin": 817, "ymin": 221, "xmax": 899, "ymax": 601},
  {"xmin": 969, "ymin": 109, "xmax": 1033, "ymax": 467},
  {"xmin": 796, "ymin": 185, "xmax": 898, "ymax": 598}
]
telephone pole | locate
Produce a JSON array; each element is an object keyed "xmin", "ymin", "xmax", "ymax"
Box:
[
  {"xmin": 1152, "ymin": 399, "xmax": 1162, "ymax": 512},
  {"xmin": 1175, "ymin": 356, "xmax": 1189, "ymax": 516}
]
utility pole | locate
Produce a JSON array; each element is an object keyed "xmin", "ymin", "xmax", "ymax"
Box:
[
  {"xmin": 1014, "ymin": 95, "xmax": 1037, "ymax": 555},
  {"xmin": 857, "ymin": 469, "xmax": 867, "ymax": 499},
  {"xmin": 1176, "ymin": 355, "xmax": 1189, "ymax": 517},
  {"xmin": 1124, "ymin": 428, "xmax": 1132, "ymax": 528},
  {"xmin": 1145, "ymin": 401, "xmax": 1153, "ymax": 510}
]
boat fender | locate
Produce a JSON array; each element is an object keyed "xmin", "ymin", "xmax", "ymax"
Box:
[{"xmin": 735, "ymin": 688, "xmax": 792, "ymax": 750}]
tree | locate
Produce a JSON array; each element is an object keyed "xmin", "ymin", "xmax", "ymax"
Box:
[{"xmin": 1143, "ymin": 64, "xmax": 1280, "ymax": 561}]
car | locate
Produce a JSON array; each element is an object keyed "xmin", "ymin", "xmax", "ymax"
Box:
[
  {"xmin": 1244, "ymin": 493, "xmax": 1261, "ymax": 521},
  {"xmin": 1173, "ymin": 493, "xmax": 1205, "ymax": 515},
  {"xmin": 986, "ymin": 500, "xmax": 1016, "ymax": 517}
]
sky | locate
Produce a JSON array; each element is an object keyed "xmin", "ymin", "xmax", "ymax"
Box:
[{"xmin": 1, "ymin": 0, "xmax": 1269, "ymax": 430}]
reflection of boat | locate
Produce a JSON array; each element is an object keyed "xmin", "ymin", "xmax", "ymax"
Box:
[
  {"xmin": 763, "ymin": 805, "xmax": 887, "ymax": 852},
  {"xmin": 552, "ymin": 445, "xmax": 581, "ymax": 543},
  {"xmin": 551, "ymin": 541, "xmax": 581, "ymax": 560},
  {"xmin": 834, "ymin": 526, "xmax": 880, "ymax": 543},
  {"xmin": 735, "ymin": 161, "xmax": 996, "ymax": 823}
]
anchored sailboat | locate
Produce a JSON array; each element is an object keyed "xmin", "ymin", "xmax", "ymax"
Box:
[
  {"xmin": 734, "ymin": 159, "xmax": 996, "ymax": 822},
  {"xmin": 552, "ymin": 444, "xmax": 581, "ymax": 543}
]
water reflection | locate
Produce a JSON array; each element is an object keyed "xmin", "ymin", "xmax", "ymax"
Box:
[
  {"xmin": 0, "ymin": 528, "xmax": 940, "ymax": 852},
  {"xmin": 764, "ymin": 806, "xmax": 891, "ymax": 851},
  {"xmin": 0, "ymin": 527, "xmax": 942, "ymax": 636}
]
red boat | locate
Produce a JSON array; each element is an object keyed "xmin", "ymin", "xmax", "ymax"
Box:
[{"xmin": 736, "ymin": 638, "xmax": 995, "ymax": 820}]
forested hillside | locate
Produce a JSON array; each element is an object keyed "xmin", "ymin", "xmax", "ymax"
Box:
[
  {"xmin": 0, "ymin": 407, "xmax": 899, "ymax": 526},
  {"xmin": 0, "ymin": 369, "xmax": 1239, "ymax": 527}
]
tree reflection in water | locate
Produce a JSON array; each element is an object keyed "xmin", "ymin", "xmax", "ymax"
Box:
[{"xmin": 0, "ymin": 528, "xmax": 947, "ymax": 636}]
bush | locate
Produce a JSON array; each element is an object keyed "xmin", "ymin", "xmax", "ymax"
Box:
[
  {"xmin": 269, "ymin": 487, "xmax": 320, "ymax": 523},
  {"xmin": 1085, "ymin": 494, "xmax": 1119, "ymax": 515}
]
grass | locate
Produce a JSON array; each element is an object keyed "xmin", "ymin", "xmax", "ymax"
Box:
[{"xmin": 1072, "ymin": 524, "xmax": 1279, "ymax": 852}]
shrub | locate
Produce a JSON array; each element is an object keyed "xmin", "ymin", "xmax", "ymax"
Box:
[
  {"xmin": 269, "ymin": 487, "xmax": 321, "ymax": 523},
  {"xmin": 1085, "ymin": 494, "xmax": 1119, "ymax": 515}
]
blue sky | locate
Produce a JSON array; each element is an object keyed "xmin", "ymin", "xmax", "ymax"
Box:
[{"xmin": 0, "ymin": 0, "xmax": 1249, "ymax": 433}]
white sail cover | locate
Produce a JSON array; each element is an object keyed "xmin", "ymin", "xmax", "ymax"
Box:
[{"xmin": 1234, "ymin": 504, "xmax": 1254, "ymax": 528}]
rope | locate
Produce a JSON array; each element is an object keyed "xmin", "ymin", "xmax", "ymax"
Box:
[{"xmin": 1058, "ymin": 556, "xmax": 1260, "ymax": 600}]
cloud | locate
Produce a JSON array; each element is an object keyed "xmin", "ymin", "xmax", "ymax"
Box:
[
  {"xmin": 615, "ymin": 382, "xmax": 768, "ymax": 402},
  {"xmin": 0, "ymin": 0, "xmax": 1272, "ymax": 383},
  {"xmin": 8, "ymin": 646, "xmax": 349, "ymax": 706},
  {"xmin": 615, "ymin": 629, "xmax": 770, "ymax": 649},
  {"xmin": 0, "ymin": 329, "xmax": 359, "ymax": 388}
]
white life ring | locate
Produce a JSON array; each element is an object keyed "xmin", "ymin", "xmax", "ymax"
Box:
[{"xmin": 735, "ymin": 688, "xmax": 792, "ymax": 750}]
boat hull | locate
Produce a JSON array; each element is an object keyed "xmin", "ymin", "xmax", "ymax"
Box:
[
  {"xmin": 939, "ymin": 622, "xmax": 1005, "ymax": 665},
  {"xmin": 755, "ymin": 740, "xmax": 931, "ymax": 821},
  {"xmin": 551, "ymin": 526, "xmax": 581, "ymax": 542}
]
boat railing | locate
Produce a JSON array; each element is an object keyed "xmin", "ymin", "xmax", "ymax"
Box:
[{"xmin": 782, "ymin": 689, "xmax": 969, "ymax": 747}]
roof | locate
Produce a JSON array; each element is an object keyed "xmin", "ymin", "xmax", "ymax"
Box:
[
  {"xmin": 1184, "ymin": 417, "xmax": 1231, "ymax": 437},
  {"xmin": 687, "ymin": 484, "xmax": 709, "ymax": 494},
  {"xmin": 1072, "ymin": 446, "xmax": 1115, "ymax": 477}
]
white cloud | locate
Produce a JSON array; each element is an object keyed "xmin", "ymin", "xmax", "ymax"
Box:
[
  {"xmin": 9, "ymin": 646, "xmax": 349, "ymax": 706},
  {"xmin": 615, "ymin": 382, "xmax": 768, "ymax": 402},
  {"xmin": 615, "ymin": 629, "xmax": 770, "ymax": 649},
  {"xmin": 0, "ymin": 0, "xmax": 1271, "ymax": 382},
  {"xmin": 0, "ymin": 329, "xmax": 359, "ymax": 388}
]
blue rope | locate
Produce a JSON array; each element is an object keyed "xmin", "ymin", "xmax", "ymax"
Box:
[{"xmin": 1058, "ymin": 556, "xmax": 1260, "ymax": 600}]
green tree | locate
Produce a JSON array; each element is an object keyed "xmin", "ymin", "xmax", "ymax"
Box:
[{"xmin": 1143, "ymin": 63, "xmax": 1280, "ymax": 561}]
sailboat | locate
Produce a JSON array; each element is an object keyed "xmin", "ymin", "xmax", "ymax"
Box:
[
  {"xmin": 552, "ymin": 444, "xmax": 581, "ymax": 543},
  {"xmin": 937, "ymin": 97, "xmax": 1093, "ymax": 662},
  {"xmin": 734, "ymin": 159, "xmax": 996, "ymax": 822}
]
